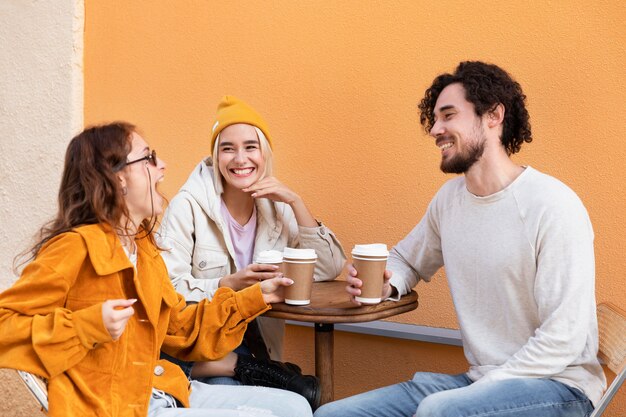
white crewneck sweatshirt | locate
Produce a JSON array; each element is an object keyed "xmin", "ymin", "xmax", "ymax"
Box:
[{"xmin": 389, "ymin": 166, "xmax": 606, "ymax": 406}]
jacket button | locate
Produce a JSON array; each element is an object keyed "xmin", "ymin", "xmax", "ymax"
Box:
[
  {"xmin": 199, "ymin": 261, "xmax": 207, "ymax": 268},
  {"xmin": 154, "ymin": 365, "xmax": 165, "ymax": 376}
]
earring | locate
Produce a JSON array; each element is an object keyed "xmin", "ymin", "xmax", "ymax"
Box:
[{"xmin": 122, "ymin": 186, "xmax": 128, "ymax": 196}]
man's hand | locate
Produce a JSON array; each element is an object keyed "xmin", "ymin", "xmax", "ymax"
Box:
[
  {"xmin": 345, "ymin": 263, "xmax": 394, "ymax": 305},
  {"xmin": 102, "ymin": 299, "xmax": 136, "ymax": 340},
  {"xmin": 220, "ymin": 264, "xmax": 282, "ymax": 291}
]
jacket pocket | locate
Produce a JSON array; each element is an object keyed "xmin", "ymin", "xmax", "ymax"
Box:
[{"xmin": 191, "ymin": 246, "xmax": 229, "ymax": 279}]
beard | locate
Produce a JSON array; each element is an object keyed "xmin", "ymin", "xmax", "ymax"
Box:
[{"xmin": 440, "ymin": 126, "xmax": 487, "ymax": 174}]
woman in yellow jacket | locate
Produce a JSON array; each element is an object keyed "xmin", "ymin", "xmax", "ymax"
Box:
[{"xmin": 0, "ymin": 122, "xmax": 311, "ymax": 417}]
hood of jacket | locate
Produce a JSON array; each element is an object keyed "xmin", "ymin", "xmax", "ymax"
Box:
[{"xmin": 178, "ymin": 157, "xmax": 288, "ymax": 239}]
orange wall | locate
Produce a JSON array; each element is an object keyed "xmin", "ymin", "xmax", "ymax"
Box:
[{"xmin": 84, "ymin": 1, "xmax": 626, "ymax": 413}]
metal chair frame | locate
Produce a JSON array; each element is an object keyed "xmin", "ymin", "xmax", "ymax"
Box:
[
  {"xmin": 16, "ymin": 369, "xmax": 48, "ymax": 413},
  {"xmin": 590, "ymin": 303, "xmax": 626, "ymax": 417}
]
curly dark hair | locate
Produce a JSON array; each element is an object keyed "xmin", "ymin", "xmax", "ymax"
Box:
[{"xmin": 418, "ymin": 61, "xmax": 532, "ymax": 155}]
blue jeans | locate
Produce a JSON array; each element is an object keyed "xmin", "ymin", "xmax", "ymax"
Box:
[
  {"xmin": 148, "ymin": 380, "xmax": 312, "ymax": 417},
  {"xmin": 314, "ymin": 372, "xmax": 594, "ymax": 417}
]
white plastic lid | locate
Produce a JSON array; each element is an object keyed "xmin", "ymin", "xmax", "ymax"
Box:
[
  {"xmin": 351, "ymin": 243, "xmax": 389, "ymax": 257},
  {"xmin": 255, "ymin": 250, "xmax": 283, "ymax": 264},
  {"xmin": 283, "ymin": 247, "xmax": 317, "ymax": 260}
]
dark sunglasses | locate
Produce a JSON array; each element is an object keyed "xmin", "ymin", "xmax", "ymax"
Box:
[
  {"xmin": 127, "ymin": 149, "xmax": 157, "ymax": 167},
  {"xmin": 114, "ymin": 150, "xmax": 157, "ymax": 171}
]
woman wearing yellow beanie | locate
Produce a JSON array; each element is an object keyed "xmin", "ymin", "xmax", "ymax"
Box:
[{"xmin": 158, "ymin": 96, "xmax": 347, "ymax": 410}]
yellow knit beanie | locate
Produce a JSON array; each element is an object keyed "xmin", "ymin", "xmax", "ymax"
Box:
[{"xmin": 210, "ymin": 95, "xmax": 273, "ymax": 154}]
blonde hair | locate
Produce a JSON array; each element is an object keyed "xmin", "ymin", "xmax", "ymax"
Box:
[{"xmin": 212, "ymin": 126, "xmax": 273, "ymax": 195}]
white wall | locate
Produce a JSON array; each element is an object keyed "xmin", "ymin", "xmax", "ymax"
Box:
[
  {"xmin": 0, "ymin": 1, "xmax": 83, "ymax": 414},
  {"xmin": 0, "ymin": 0, "xmax": 83, "ymax": 287}
]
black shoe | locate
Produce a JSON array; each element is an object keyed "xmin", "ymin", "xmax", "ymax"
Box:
[{"xmin": 234, "ymin": 355, "xmax": 321, "ymax": 410}]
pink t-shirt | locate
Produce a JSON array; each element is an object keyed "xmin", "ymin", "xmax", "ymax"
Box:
[{"xmin": 220, "ymin": 199, "xmax": 257, "ymax": 270}]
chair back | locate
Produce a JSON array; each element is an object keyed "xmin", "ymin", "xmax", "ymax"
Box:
[
  {"xmin": 590, "ymin": 303, "xmax": 626, "ymax": 417},
  {"xmin": 16, "ymin": 370, "xmax": 48, "ymax": 413}
]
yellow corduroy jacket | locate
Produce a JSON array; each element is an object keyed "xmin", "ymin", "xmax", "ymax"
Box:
[{"xmin": 0, "ymin": 224, "xmax": 271, "ymax": 416}]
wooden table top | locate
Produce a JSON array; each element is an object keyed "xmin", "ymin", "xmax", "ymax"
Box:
[{"xmin": 265, "ymin": 280, "xmax": 418, "ymax": 324}]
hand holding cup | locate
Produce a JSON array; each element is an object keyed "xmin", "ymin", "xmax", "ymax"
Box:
[
  {"xmin": 221, "ymin": 263, "xmax": 282, "ymax": 290},
  {"xmin": 254, "ymin": 250, "xmax": 284, "ymax": 275},
  {"xmin": 260, "ymin": 276, "xmax": 294, "ymax": 304},
  {"xmin": 349, "ymin": 244, "xmax": 391, "ymax": 304},
  {"xmin": 346, "ymin": 264, "xmax": 394, "ymax": 305}
]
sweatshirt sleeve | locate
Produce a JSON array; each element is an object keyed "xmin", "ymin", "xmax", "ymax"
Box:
[
  {"xmin": 474, "ymin": 193, "xmax": 597, "ymax": 384},
  {"xmin": 161, "ymin": 281, "xmax": 270, "ymax": 361},
  {"xmin": 388, "ymin": 198, "xmax": 444, "ymax": 298},
  {"xmin": 0, "ymin": 239, "xmax": 112, "ymax": 378},
  {"xmin": 159, "ymin": 194, "xmax": 221, "ymax": 302}
]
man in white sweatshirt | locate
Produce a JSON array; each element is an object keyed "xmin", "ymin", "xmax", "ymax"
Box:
[{"xmin": 314, "ymin": 61, "xmax": 605, "ymax": 417}]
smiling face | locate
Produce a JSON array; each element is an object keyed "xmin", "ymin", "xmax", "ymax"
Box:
[
  {"xmin": 118, "ymin": 132, "xmax": 166, "ymax": 225},
  {"xmin": 217, "ymin": 123, "xmax": 266, "ymax": 193},
  {"xmin": 430, "ymin": 83, "xmax": 487, "ymax": 174}
]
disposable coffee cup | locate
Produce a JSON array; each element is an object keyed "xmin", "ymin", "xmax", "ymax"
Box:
[
  {"xmin": 282, "ymin": 247, "xmax": 317, "ymax": 305},
  {"xmin": 254, "ymin": 250, "xmax": 284, "ymax": 273},
  {"xmin": 352, "ymin": 244, "xmax": 389, "ymax": 304}
]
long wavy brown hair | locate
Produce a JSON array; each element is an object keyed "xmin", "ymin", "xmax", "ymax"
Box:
[{"xmin": 14, "ymin": 122, "xmax": 161, "ymax": 271}]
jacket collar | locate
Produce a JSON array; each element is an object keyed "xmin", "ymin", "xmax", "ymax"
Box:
[{"xmin": 74, "ymin": 224, "xmax": 160, "ymax": 276}]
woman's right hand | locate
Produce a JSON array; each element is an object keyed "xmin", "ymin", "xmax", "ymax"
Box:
[
  {"xmin": 260, "ymin": 277, "xmax": 294, "ymax": 304},
  {"xmin": 102, "ymin": 299, "xmax": 136, "ymax": 340},
  {"xmin": 220, "ymin": 264, "xmax": 282, "ymax": 291}
]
